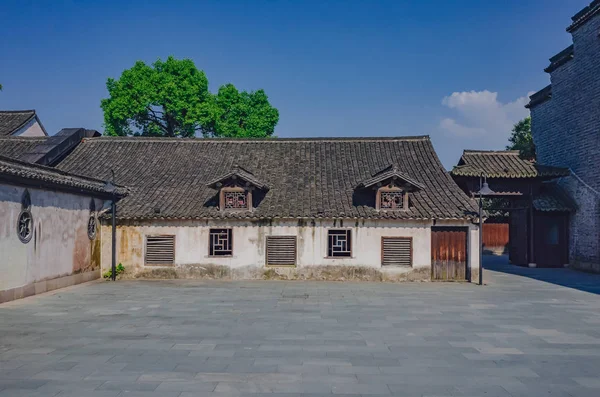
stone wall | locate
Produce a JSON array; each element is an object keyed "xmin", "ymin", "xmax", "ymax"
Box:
[
  {"xmin": 0, "ymin": 183, "xmax": 103, "ymax": 302},
  {"xmin": 530, "ymin": 11, "xmax": 600, "ymax": 271},
  {"xmin": 100, "ymin": 218, "xmax": 480, "ymax": 283}
]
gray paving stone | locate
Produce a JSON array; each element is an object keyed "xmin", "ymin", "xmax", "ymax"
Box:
[{"xmin": 1, "ymin": 255, "xmax": 600, "ymax": 396}]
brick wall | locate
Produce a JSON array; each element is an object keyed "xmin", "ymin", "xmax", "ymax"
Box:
[{"xmin": 530, "ymin": 11, "xmax": 600, "ymax": 271}]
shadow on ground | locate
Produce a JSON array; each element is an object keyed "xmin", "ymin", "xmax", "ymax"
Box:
[{"xmin": 484, "ymin": 254, "xmax": 600, "ymax": 295}]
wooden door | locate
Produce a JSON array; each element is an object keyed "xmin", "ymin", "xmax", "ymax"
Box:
[{"xmin": 431, "ymin": 227, "xmax": 468, "ymax": 281}]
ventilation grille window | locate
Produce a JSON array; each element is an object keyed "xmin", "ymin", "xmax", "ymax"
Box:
[
  {"xmin": 266, "ymin": 236, "xmax": 297, "ymax": 266},
  {"xmin": 145, "ymin": 235, "xmax": 175, "ymax": 266},
  {"xmin": 382, "ymin": 237, "xmax": 412, "ymax": 267}
]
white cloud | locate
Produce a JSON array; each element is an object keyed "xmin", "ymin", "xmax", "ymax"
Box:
[{"xmin": 439, "ymin": 90, "xmax": 532, "ymax": 142}]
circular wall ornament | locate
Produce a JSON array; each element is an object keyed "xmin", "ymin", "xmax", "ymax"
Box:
[
  {"xmin": 17, "ymin": 210, "xmax": 33, "ymax": 243},
  {"xmin": 88, "ymin": 214, "xmax": 97, "ymax": 240}
]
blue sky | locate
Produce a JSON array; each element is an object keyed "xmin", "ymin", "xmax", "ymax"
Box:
[{"xmin": 0, "ymin": 0, "xmax": 588, "ymax": 168}]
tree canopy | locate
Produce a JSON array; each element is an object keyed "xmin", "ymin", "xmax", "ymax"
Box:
[
  {"xmin": 506, "ymin": 117, "xmax": 535, "ymax": 160},
  {"xmin": 101, "ymin": 56, "xmax": 279, "ymax": 138}
]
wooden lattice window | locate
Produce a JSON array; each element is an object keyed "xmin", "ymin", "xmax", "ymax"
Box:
[
  {"xmin": 145, "ymin": 235, "xmax": 175, "ymax": 266},
  {"xmin": 209, "ymin": 228, "xmax": 233, "ymax": 256},
  {"xmin": 220, "ymin": 187, "xmax": 251, "ymax": 211},
  {"xmin": 327, "ymin": 230, "xmax": 352, "ymax": 257},
  {"xmin": 382, "ymin": 237, "xmax": 412, "ymax": 267},
  {"xmin": 266, "ymin": 236, "xmax": 297, "ymax": 266},
  {"xmin": 377, "ymin": 186, "xmax": 408, "ymax": 210}
]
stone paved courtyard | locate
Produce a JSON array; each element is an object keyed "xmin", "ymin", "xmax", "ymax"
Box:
[{"xmin": 1, "ymin": 256, "xmax": 600, "ymax": 397}]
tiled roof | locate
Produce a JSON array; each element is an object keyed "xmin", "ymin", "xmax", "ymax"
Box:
[
  {"xmin": 451, "ymin": 150, "xmax": 570, "ymax": 179},
  {"xmin": 0, "ymin": 110, "xmax": 37, "ymax": 136},
  {"xmin": 0, "ymin": 137, "xmax": 48, "ymax": 159},
  {"xmin": 55, "ymin": 136, "xmax": 478, "ymax": 220},
  {"xmin": 207, "ymin": 165, "xmax": 269, "ymax": 190},
  {"xmin": 0, "ymin": 155, "xmax": 127, "ymax": 198},
  {"xmin": 533, "ymin": 183, "xmax": 577, "ymax": 212},
  {"xmin": 567, "ymin": 0, "xmax": 600, "ymax": 32},
  {"xmin": 356, "ymin": 164, "xmax": 425, "ymax": 190}
]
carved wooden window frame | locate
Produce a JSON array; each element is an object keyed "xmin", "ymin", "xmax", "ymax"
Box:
[
  {"xmin": 326, "ymin": 229, "xmax": 352, "ymax": 258},
  {"xmin": 219, "ymin": 187, "xmax": 252, "ymax": 211},
  {"xmin": 376, "ymin": 186, "xmax": 408, "ymax": 211},
  {"xmin": 209, "ymin": 228, "xmax": 233, "ymax": 257}
]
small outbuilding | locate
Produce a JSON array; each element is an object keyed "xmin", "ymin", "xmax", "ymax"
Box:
[{"xmin": 451, "ymin": 150, "xmax": 575, "ymax": 268}]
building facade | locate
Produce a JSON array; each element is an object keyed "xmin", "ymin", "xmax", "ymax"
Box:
[
  {"xmin": 527, "ymin": 1, "xmax": 600, "ymax": 272},
  {"xmin": 0, "ymin": 156, "xmax": 125, "ymax": 303},
  {"xmin": 52, "ymin": 136, "xmax": 480, "ymax": 282}
]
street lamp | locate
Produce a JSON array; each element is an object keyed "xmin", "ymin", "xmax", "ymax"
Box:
[
  {"xmin": 104, "ymin": 170, "xmax": 117, "ymax": 282},
  {"xmin": 476, "ymin": 173, "xmax": 495, "ymax": 286}
]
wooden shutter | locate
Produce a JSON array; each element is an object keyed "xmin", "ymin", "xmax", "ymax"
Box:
[
  {"xmin": 266, "ymin": 236, "xmax": 297, "ymax": 266},
  {"xmin": 145, "ymin": 235, "xmax": 175, "ymax": 266},
  {"xmin": 382, "ymin": 237, "xmax": 412, "ymax": 266}
]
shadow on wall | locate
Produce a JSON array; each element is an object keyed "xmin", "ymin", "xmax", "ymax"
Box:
[{"xmin": 483, "ymin": 254, "xmax": 600, "ymax": 295}]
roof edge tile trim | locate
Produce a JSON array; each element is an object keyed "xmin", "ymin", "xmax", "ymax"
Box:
[
  {"xmin": 567, "ymin": 0, "xmax": 600, "ymax": 32},
  {"xmin": 451, "ymin": 150, "xmax": 571, "ymax": 179},
  {"xmin": 0, "ymin": 155, "xmax": 128, "ymax": 197},
  {"xmin": 545, "ymin": 45, "xmax": 575, "ymax": 73},
  {"xmin": 526, "ymin": 85, "xmax": 552, "ymax": 109}
]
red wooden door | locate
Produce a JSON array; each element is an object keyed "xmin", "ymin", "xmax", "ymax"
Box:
[{"xmin": 431, "ymin": 227, "xmax": 468, "ymax": 281}]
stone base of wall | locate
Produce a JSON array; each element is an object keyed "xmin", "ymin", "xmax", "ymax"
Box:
[
  {"xmin": 0, "ymin": 270, "xmax": 100, "ymax": 304},
  {"xmin": 126, "ymin": 264, "xmax": 432, "ymax": 282},
  {"xmin": 571, "ymin": 260, "xmax": 600, "ymax": 274}
]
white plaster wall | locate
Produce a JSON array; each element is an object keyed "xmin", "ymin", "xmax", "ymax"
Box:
[
  {"xmin": 0, "ymin": 183, "xmax": 103, "ymax": 291},
  {"xmin": 101, "ymin": 218, "xmax": 479, "ymax": 279},
  {"xmin": 13, "ymin": 118, "xmax": 46, "ymax": 137}
]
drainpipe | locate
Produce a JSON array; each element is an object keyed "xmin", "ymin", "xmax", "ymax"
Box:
[{"xmin": 111, "ymin": 198, "xmax": 117, "ymax": 281}]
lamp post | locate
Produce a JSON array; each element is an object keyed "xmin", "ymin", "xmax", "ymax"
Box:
[
  {"xmin": 104, "ymin": 170, "xmax": 117, "ymax": 282},
  {"xmin": 477, "ymin": 173, "xmax": 495, "ymax": 286}
]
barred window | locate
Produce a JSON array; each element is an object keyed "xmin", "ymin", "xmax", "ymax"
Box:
[
  {"xmin": 327, "ymin": 230, "xmax": 352, "ymax": 257},
  {"xmin": 209, "ymin": 228, "xmax": 233, "ymax": 256}
]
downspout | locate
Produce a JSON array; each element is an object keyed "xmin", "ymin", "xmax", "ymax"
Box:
[{"xmin": 111, "ymin": 198, "xmax": 117, "ymax": 281}]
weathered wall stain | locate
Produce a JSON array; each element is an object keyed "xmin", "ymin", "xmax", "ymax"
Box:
[
  {"xmin": 100, "ymin": 218, "xmax": 480, "ymax": 282},
  {"xmin": 0, "ymin": 183, "xmax": 105, "ymax": 292}
]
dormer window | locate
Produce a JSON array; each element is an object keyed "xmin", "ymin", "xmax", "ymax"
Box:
[
  {"xmin": 207, "ymin": 165, "xmax": 269, "ymax": 212},
  {"xmin": 377, "ymin": 185, "xmax": 407, "ymax": 210},
  {"xmin": 221, "ymin": 187, "xmax": 251, "ymax": 211},
  {"xmin": 355, "ymin": 164, "xmax": 424, "ymax": 212}
]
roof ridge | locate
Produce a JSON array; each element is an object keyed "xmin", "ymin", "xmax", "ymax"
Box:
[
  {"xmin": 463, "ymin": 150, "xmax": 520, "ymax": 155},
  {"xmin": 0, "ymin": 109, "xmax": 36, "ymax": 114},
  {"xmin": 81, "ymin": 135, "xmax": 431, "ymax": 143}
]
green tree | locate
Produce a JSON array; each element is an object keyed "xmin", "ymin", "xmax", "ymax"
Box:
[
  {"xmin": 506, "ymin": 117, "xmax": 535, "ymax": 160},
  {"xmin": 101, "ymin": 56, "xmax": 279, "ymax": 138},
  {"xmin": 202, "ymin": 84, "xmax": 280, "ymax": 138}
]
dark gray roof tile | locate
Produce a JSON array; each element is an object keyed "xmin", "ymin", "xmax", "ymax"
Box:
[{"xmin": 56, "ymin": 136, "xmax": 478, "ymax": 220}]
